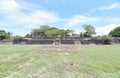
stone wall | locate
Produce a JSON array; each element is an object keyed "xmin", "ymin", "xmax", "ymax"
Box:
[
  {"xmin": 26, "ymin": 39, "xmax": 54, "ymax": 44},
  {"xmin": 0, "ymin": 39, "xmax": 13, "ymax": 44},
  {"xmin": 11, "ymin": 37, "xmax": 120, "ymax": 45}
]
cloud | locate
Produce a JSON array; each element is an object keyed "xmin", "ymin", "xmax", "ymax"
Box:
[
  {"xmin": 104, "ymin": 17, "xmax": 120, "ymax": 24},
  {"xmin": 96, "ymin": 24, "xmax": 120, "ymax": 35},
  {"xmin": 0, "ymin": 0, "xmax": 61, "ymax": 36},
  {"xmin": 0, "ymin": 0, "xmax": 120, "ymax": 36},
  {"xmin": 0, "ymin": 0, "xmax": 19, "ymax": 13},
  {"xmin": 2, "ymin": 10, "xmax": 60, "ymax": 28},
  {"xmin": 0, "ymin": 0, "xmax": 61, "ymax": 25},
  {"xmin": 65, "ymin": 15, "xmax": 100, "ymax": 27},
  {"xmin": 6, "ymin": 28, "xmax": 29, "ymax": 36},
  {"xmin": 65, "ymin": 14, "xmax": 120, "ymax": 29},
  {"xmin": 89, "ymin": 2, "xmax": 120, "ymax": 12},
  {"xmin": 64, "ymin": 15, "xmax": 120, "ymax": 35}
]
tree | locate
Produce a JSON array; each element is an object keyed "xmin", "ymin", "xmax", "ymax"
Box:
[
  {"xmin": 25, "ymin": 34, "xmax": 31, "ymax": 37},
  {"xmin": 45, "ymin": 27, "xmax": 59, "ymax": 37},
  {"xmin": 0, "ymin": 30, "xmax": 6, "ymax": 34},
  {"xmin": 65, "ymin": 29, "xmax": 74, "ymax": 36},
  {"xmin": 31, "ymin": 29, "xmax": 40, "ymax": 37},
  {"xmin": 80, "ymin": 32, "xmax": 85, "ymax": 37},
  {"xmin": 28, "ymin": 25, "xmax": 74, "ymax": 37},
  {"xmin": 109, "ymin": 26, "xmax": 120, "ymax": 37},
  {"xmin": 30, "ymin": 25, "xmax": 50, "ymax": 37},
  {"xmin": 40, "ymin": 25, "xmax": 50, "ymax": 37},
  {"xmin": 82, "ymin": 24, "xmax": 96, "ymax": 37},
  {"xmin": 0, "ymin": 30, "xmax": 11, "ymax": 40}
]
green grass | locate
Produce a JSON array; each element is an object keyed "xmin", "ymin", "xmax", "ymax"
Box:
[{"xmin": 0, "ymin": 44, "xmax": 120, "ymax": 78}]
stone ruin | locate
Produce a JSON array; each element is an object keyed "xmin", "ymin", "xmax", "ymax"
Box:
[
  {"xmin": 3, "ymin": 37, "xmax": 120, "ymax": 45},
  {"xmin": 13, "ymin": 37, "xmax": 82, "ymax": 44}
]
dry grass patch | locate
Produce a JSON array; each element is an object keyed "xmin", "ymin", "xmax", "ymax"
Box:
[
  {"xmin": 27, "ymin": 67, "xmax": 50, "ymax": 78},
  {"xmin": 36, "ymin": 45, "xmax": 79, "ymax": 55}
]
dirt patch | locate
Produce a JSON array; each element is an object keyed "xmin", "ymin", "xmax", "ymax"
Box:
[
  {"xmin": 18, "ymin": 58, "xmax": 33, "ymax": 70},
  {"xmin": 82, "ymin": 72, "xmax": 97, "ymax": 78},
  {"xmin": 36, "ymin": 45, "xmax": 79, "ymax": 55},
  {"xmin": 48, "ymin": 57, "xmax": 76, "ymax": 78},
  {"xmin": 51, "ymin": 62, "xmax": 76, "ymax": 78},
  {"xmin": 4, "ymin": 72, "xmax": 18, "ymax": 78},
  {"xmin": 28, "ymin": 67, "xmax": 50, "ymax": 78},
  {"xmin": 18, "ymin": 62, "xmax": 32, "ymax": 70}
]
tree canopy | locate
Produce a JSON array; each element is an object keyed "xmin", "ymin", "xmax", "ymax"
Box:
[
  {"xmin": 109, "ymin": 26, "xmax": 120, "ymax": 37},
  {"xmin": 26, "ymin": 25, "xmax": 74, "ymax": 37},
  {"xmin": 80, "ymin": 24, "xmax": 96, "ymax": 37},
  {"xmin": 0, "ymin": 30, "xmax": 11, "ymax": 40}
]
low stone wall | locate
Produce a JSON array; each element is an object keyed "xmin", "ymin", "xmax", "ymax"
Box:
[
  {"xmin": 61, "ymin": 40, "xmax": 75, "ymax": 44},
  {"xmin": 11, "ymin": 37, "xmax": 120, "ymax": 45},
  {"xmin": 0, "ymin": 39, "xmax": 13, "ymax": 44},
  {"xmin": 114, "ymin": 38, "xmax": 120, "ymax": 44},
  {"xmin": 26, "ymin": 39, "xmax": 54, "ymax": 44}
]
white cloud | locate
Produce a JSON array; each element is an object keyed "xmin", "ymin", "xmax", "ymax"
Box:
[
  {"xmin": 74, "ymin": 29, "xmax": 81, "ymax": 34},
  {"xmin": 0, "ymin": 0, "xmax": 19, "ymax": 13},
  {"xmin": 104, "ymin": 17, "xmax": 120, "ymax": 24},
  {"xmin": 65, "ymin": 15, "xmax": 100, "ymax": 27},
  {"xmin": 96, "ymin": 24, "xmax": 120, "ymax": 35},
  {"xmin": 0, "ymin": 0, "xmax": 61, "ymax": 36},
  {"xmin": 65, "ymin": 15, "xmax": 120, "ymax": 35},
  {"xmin": 0, "ymin": 0, "xmax": 120, "ymax": 36},
  {"xmin": 12, "ymin": 29, "xmax": 29, "ymax": 36},
  {"xmin": 99, "ymin": 2, "xmax": 120, "ymax": 11},
  {"xmin": 89, "ymin": 2, "xmax": 120, "ymax": 12},
  {"xmin": 65, "ymin": 14, "xmax": 120, "ymax": 29},
  {"xmin": 3, "ymin": 10, "xmax": 60, "ymax": 27},
  {"xmin": 0, "ymin": 0, "xmax": 60, "ymax": 25}
]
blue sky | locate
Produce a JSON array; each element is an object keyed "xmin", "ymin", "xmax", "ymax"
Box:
[{"xmin": 0, "ymin": 0, "xmax": 120, "ymax": 36}]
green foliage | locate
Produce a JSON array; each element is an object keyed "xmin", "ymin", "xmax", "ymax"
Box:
[
  {"xmin": 109, "ymin": 26, "xmax": 120, "ymax": 37},
  {"xmin": 0, "ymin": 34, "xmax": 9, "ymax": 40},
  {"xmin": 25, "ymin": 34, "xmax": 31, "ymax": 37},
  {"xmin": 45, "ymin": 27, "xmax": 60, "ymax": 37},
  {"xmin": 13, "ymin": 36, "xmax": 22, "ymax": 41},
  {"xmin": 82, "ymin": 24, "xmax": 96, "ymax": 37},
  {"xmin": 94, "ymin": 36, "xmax": 102, "ymax": 40},
  {"xmin": 80, "ymin": 32, "xmax": 85, "ymax": 37},
  {"xmin": 0, "ymin": 30, "xmax": 6, "ymax": 34},
  {"xmin": 13, "ymin": 36, "xmax": 22, "ymax": 44},
  {"xmin": 102, "ymin": 36, "xmax": 114, "ymax": 44},
  {"xmin": 0, "ymin": 30, "xmax": 11, "ymax": 40},
  {"xmin": 29, "ymin": 25, "xmax": 74, "ymax": 37},
  {"xmin": 94, "ymin": 35, "xmax": 114, "ymax": 44}
]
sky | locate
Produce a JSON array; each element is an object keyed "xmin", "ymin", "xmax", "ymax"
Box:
[{"xmin": 0, "ymin": 0, "xmax": 120, "ymax": 36}]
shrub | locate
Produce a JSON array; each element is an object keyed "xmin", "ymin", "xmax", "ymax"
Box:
[
  {"xmin": 0, "ymin": 34, "xmax": 10, "ymax": 40},
  {"xmin": 13, "ymin": 36, "xmax": 22, "ymax": 41},
  {"xmin": 102, "ymin": 36, "xmax": 114, "ymax": 44},
  {"xmin": 13, "ymin": 36, "xmax": 22, "ymax": 44},
  {"xmin": 94, "ymin": 35, "xmax": 114, "ymax": 45},
  {"xmin": 109, "ymin": 26, "xmax": 120, "ymax": 37}
]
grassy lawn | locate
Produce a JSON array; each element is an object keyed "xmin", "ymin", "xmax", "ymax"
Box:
[{"xmin": 0, "ymin": 44, "xmax": 120, "ymax": 78}]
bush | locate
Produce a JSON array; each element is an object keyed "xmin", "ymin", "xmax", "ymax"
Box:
[
  {"xmin": 104, "ymin": 38, "xmax": 112, "ymax": 44},
  {"xmin": 102, "ymin": 36, "xmax": 114, "ymax": 44},
  {"xmin": 0, "ymin": 34, "xmax": 10, "ymax": 40},
  {"xmin": 109, "ymin": 26, "xmax": 120, "ymax": 37},
  {"xmin": 13, "ymin": 36, "xmax": 22, "ymax": 41},
  {"xmin": 94, "ymin": 35, "xmax": 114, "ymax": 45},
  {"xmin": 13, "ymin": 36, "xmax": 22, "ymax": 44}
]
